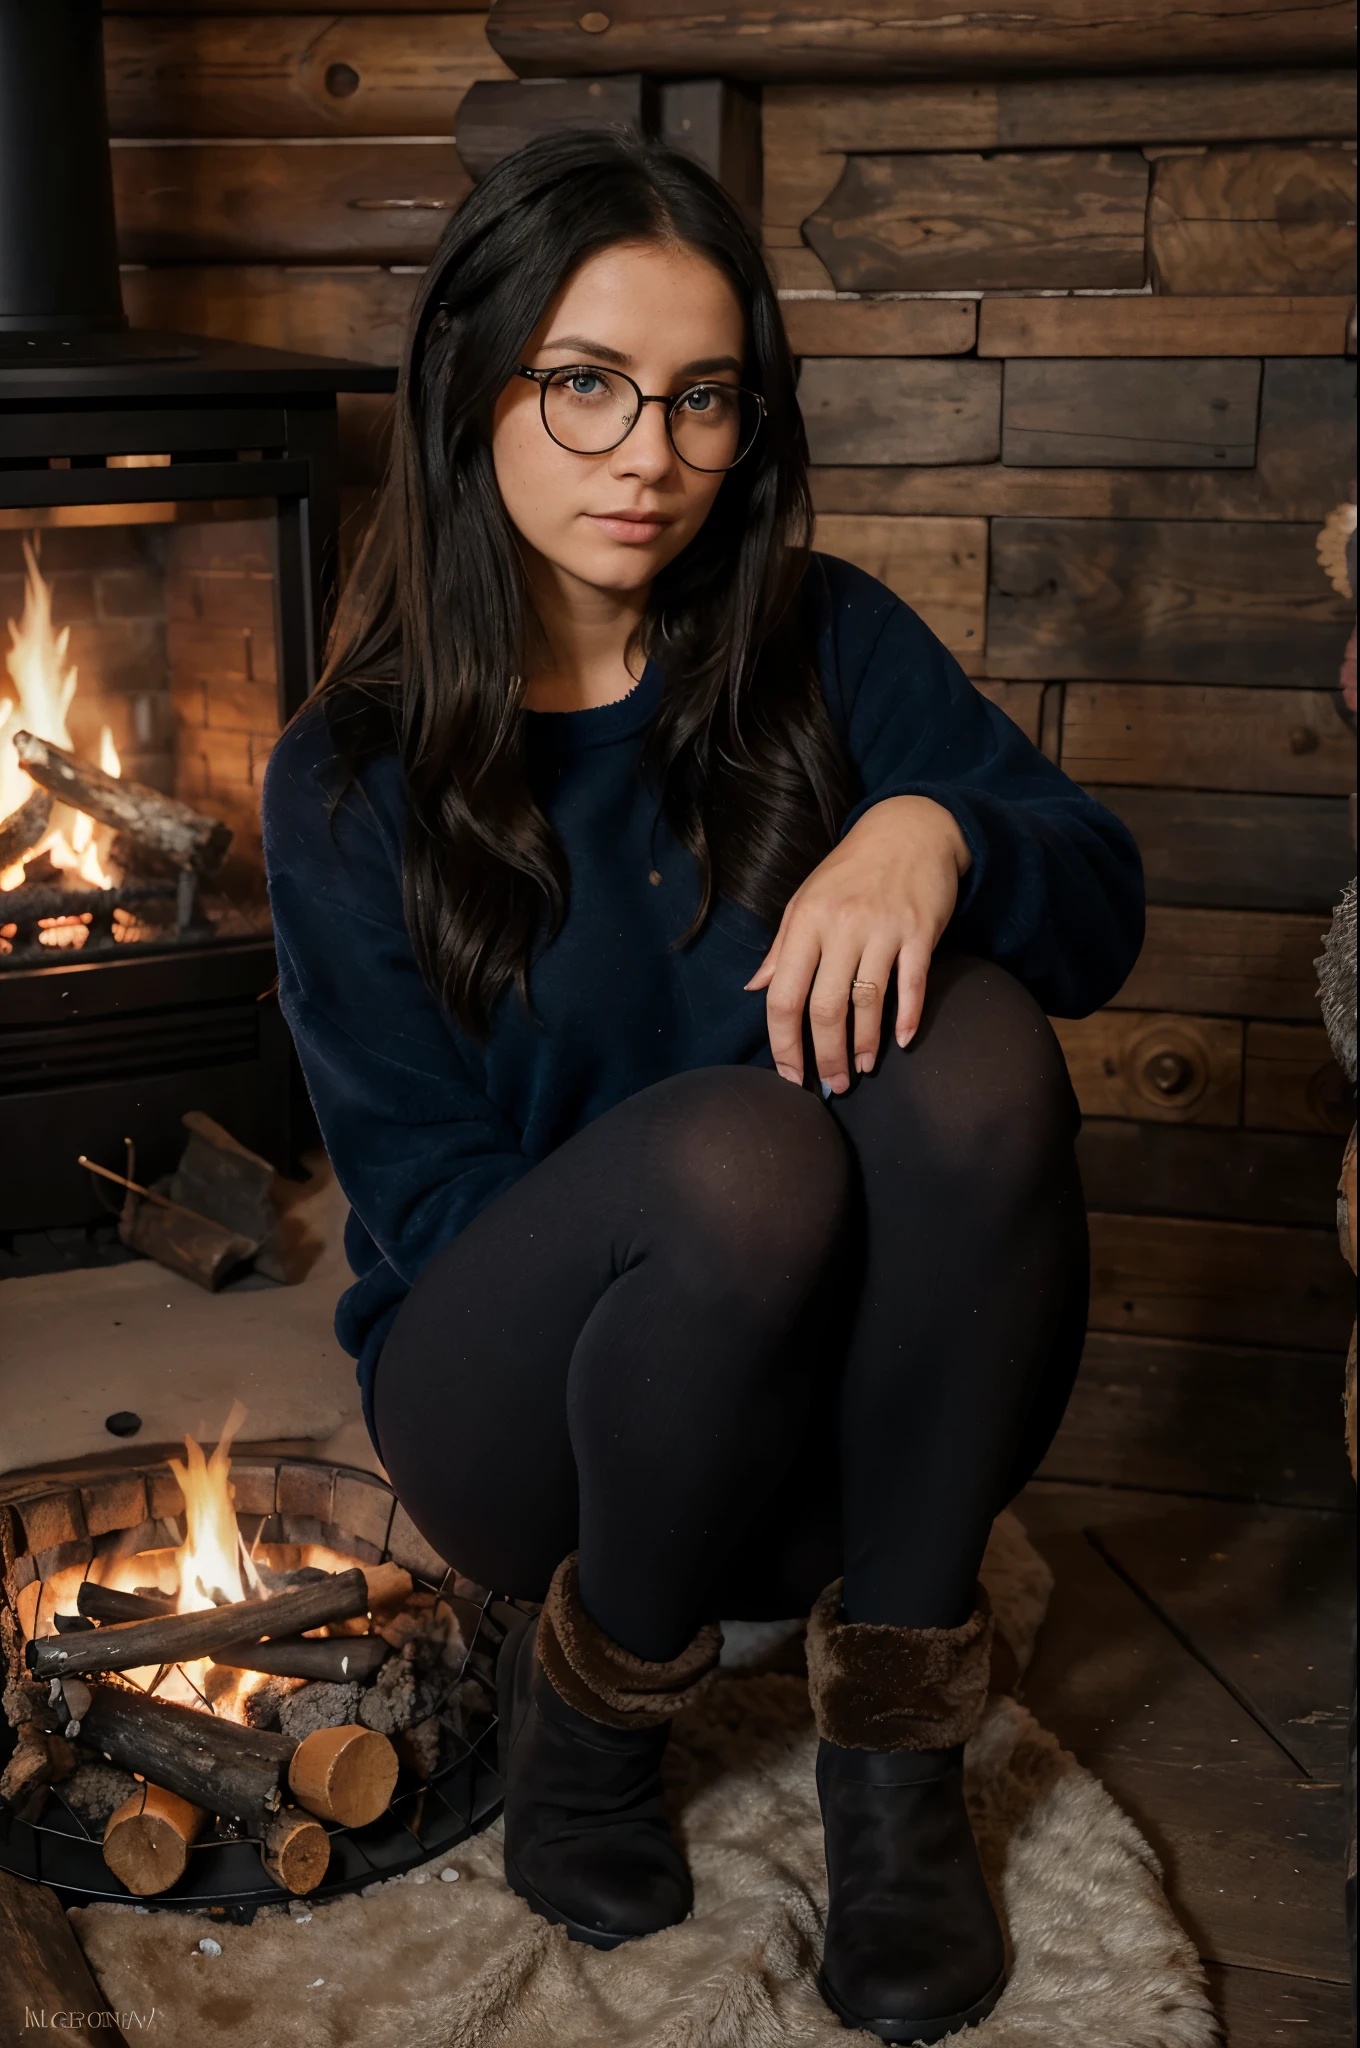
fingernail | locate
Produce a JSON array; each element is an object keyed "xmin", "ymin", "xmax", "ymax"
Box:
[
  {"xmin": 855, "ymin": 1054, "xmax": 873, "ymax": 1074},
  {"xmin": 820, "ymin": 1080, "xmax": 834, "ymax": 1100},
  {"xmin": 777, "ymin": 1064, "xmax": 801, "ymax": 1085},
  {"xmin": 898, "ymin": 1030, "xmax": 914, "ymax": 1050}
]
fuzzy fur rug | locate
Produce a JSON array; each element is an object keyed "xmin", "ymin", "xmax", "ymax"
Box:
[{"xmin": 70, "ymin": 1516, "xmax": 1217, "ymax": 2047}]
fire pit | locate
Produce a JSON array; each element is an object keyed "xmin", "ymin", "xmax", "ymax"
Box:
[{"xmin": 0, "ymin": 1414, "xmax": 508, "ymax": 1912}]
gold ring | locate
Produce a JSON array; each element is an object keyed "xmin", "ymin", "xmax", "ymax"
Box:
[{"xmin": 850, "ymin": 977, "xmax": 878, "ymax": 1006}]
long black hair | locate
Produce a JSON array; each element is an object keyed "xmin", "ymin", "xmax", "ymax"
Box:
[{"xmin": 319, "ymin": 128, "xmax": 850, "ymax": 1038}]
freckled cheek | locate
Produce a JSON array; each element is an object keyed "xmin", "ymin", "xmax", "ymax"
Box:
[{"xmin": 492, "ymin": 419, "xmax": 583, "ymax": 552}]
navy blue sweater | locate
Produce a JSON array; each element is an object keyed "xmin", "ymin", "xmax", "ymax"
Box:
[{"xmin": 263, "ymin": 555, "xmax": 1144, "ymax": 1440}]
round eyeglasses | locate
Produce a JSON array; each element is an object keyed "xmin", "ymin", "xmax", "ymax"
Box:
[{"xmin": 515, "ymin": 364, "xmax": 766, "ymax": 474}]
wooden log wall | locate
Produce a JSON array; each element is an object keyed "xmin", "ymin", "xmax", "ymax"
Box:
[{"xmin": 102, "ymin": 5, "xmax": 1358, "ymax": 1499}]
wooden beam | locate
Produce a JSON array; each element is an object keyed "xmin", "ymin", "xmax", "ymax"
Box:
[
  {"xmin": 114, "ymin": 142, "xmax": 470, "ymax": 267},
  {"xmin": 977, "ymin": 294, "xmax": 1354, "ymax": 357},
  {"xmin": 1111, "ymin": 905, "xmax": 1332, "ymax": 1020},
  {"xmin": 1087, "ymin": 1211, "xmax": 1352, "ymax": 1350},
  {"xmin": 1059, "ymin": 683, "xmax": 1356, "ymax": 797},
  {"xmin": 812, "ymin": 512, "xmax": 986, "ymax": 665},
  {"xmin": 781, "ymin": 297, "xmax": 976, "ymax": 356},
  {"xmin": 811, "ymin": 354, "xmax": 1358, "ymax": 522},
  {"xmin": 1039, "ymin": 1331, "xmax": 1353, "ymax": 1507},
  {"xmin": 0, "ymin": 1870, "xmax": 116, "ymax": 2038},
  {"xmin": 1090, "ymin": 785, "xmax": 1355, "ymax": 913},
  {"xmin": 1074, "ymin": 1118, "xmax": 1342, "ymax": 1226},
  {"xmin": 1001, "ymin": 357, "xmax": 1260, "ymax": 468},
  {"xmin": 1243, "ymin": 1020, "xmax": 1355, "ymax": 1135},
  {"xmin": 1053, "ymin": 1009, "xmax": 1244, "ymax": 1126},
  {"xmin": 104, "ymin": 13, "xmax": 508, "ymax": 138},
  {"xmin": 484, "ymin": 0, "xmax": 1357, "ymax": 85},
  {"xmin": 120, "ymin": 266, "xmax": 419, "ymax": 366},
  {"xmin": 804, "ymin": 151, "xmax": 1148, "ymax": 294},
  {"xmin": 453, "ymin": 75, "xmax": 653, "ymax": 180},
  {"xmin": 987, "ymin": 518, "xmax": 1353, "ymax": 684},
  {"xmin": 800, "ymin": 358, "xmax": 1000, "ymax": 466},
  {"xmin": 1149, "ymin": 146, "xmax": 1358, "ymax": 297}
]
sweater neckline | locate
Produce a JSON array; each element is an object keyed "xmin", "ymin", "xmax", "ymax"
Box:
[{"xmin": 524, "ymin": 658, "xmax": 662, "ymax": 748}]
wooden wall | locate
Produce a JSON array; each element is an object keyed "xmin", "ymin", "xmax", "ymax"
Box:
[{"xmin": 101, "ymin": 6, "xmax": 1358, "ymax": 1498}]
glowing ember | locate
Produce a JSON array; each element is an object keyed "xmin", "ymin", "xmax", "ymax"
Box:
[{"xmin": 1, "ymin": 537, "xmax": 121, "ymax": 892}]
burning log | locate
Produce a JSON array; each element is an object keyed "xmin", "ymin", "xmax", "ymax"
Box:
[
  {"xmin": 78, "ymin": 1683, "xmax": 293, "ymax": 1827},
  {"xmin": 212, "ymin": 1635, "xmax": 389, "ymax": 1684},
  {"xmin": 75, "ymin": 1582, "xmax": 174, "ymax": 1625},
  {"xmin": 12, "ymin": 730, "xmax": 232, "ymax": 875},
  {"xmin": 261, "ymin": 1806, "xmax": 331, "ymax": 1895},
  {"xmin": 102, "ymin": 1783, "xmax": 206, "ymax": 1898},
  {"xmin": 0, "ymin": 789, "xmax": 52, "ymax": 869},
  {"xmin": 287, "ymin": 1723, "xmax": 398, "ymax": 1828},
  {"xmin": 27, "ymin": 1568, "xmax": 370, "ymax": 1682}
]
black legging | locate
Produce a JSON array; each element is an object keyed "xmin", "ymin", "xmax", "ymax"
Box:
[{"xmin": 374, "ymin": 954, "xmax": 1088, "ymax": 1664}]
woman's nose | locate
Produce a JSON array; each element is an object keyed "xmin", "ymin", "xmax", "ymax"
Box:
[{"xmin": 610, "ymin": 402, "xmax": 676, "ymax": 483}]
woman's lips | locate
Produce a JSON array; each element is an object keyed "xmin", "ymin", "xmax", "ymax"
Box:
[{"xmin": 587, "ymin": 511, "xmax": 671, "ymax": 544}]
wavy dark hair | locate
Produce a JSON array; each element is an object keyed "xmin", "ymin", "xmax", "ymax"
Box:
[{"xmin": 318, "ymin": 128, "xmax": 850, "ymax": 1037}]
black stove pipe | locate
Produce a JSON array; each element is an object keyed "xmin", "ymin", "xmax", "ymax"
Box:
[{"xmin": 0, "ymin": 0, "xmax": 125, "ymax": 332}]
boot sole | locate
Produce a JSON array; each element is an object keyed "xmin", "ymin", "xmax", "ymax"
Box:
[
  {"xmin": 818, "ymin": 1965, "xmax": 1007, "ymax": 2044},
  {"xmin": 503, "ymin": 1848, "xmax": 636, "ymax": 1951}
]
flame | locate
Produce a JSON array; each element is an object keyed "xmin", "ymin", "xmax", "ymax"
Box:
[
  {"xmin": 1, "ymin": 538, "xmax": 120, "ymax": 892},
  {"xmin": 160, "ymin": 1401, "xmax": 262, "ymax": 1714}
]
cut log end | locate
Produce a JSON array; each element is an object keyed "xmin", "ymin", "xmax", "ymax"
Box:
[
  {"xmin": 103, "ymin": 1784, "xmax": 206, "ymax": 1897},
  {"xmin": 260, "ymin": 1806, "xmax": 331, "ymax": 1895},
  {"xmin": 288, "ymin": 1723, "xmax": 399, "ymax": 1828}
]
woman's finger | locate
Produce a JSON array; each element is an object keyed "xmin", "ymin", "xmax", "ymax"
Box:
[
  {"xmin": 744, "ymin": 903, "xmax": 791, "ymax": 993},
  {"xmin": 806, "ymin": 926, "xmax": 868, "ymax": 1096},
  {"xmin": 762, "ymin": 918, "xmax": 823, "ymax": 1084},
  {"xmin": 849, "ymin": 937, "xmax": 900, "ymax": 1074},
  {"xmin": 894, "ymin": 934, "xmax": 933, "ymax": 1049}
]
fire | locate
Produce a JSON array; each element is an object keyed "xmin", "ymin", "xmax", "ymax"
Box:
[
  {"xmin": 150, "ymin": 1401, "xmax": 263, "ymax": 1717},
  {"xmin": 1, "ymin": 537, "xmax": 120, "ymax": 891}
]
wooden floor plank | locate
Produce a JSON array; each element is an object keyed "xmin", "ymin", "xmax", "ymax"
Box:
[
  {"xmin": 1089, "ymin": 1502, "xmax": 1355, "ymax": 1780},
  {"xmin": 1016, "ymin": 1486, "xmax": 1351, "ymax": 1984},
  {"xmin": 1205, "ymin": 1961, "xmax": 1355, "ymax": 2046}
]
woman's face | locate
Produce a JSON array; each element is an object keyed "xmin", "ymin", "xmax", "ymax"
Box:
[{"xmin": 491, "ymin": 238, "xmax": 747, "ymax": 600}]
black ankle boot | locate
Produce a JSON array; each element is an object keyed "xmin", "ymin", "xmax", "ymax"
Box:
[
  {"xmin": 806, "ymin": 1580, "xmax": 1006, "ymax": 2043},
  {"xmin": 817, "ymin": 1740, "xmax": 1005, "ymax": 2043},
  {"xmin": 495, "ymin": 1555, "xmax": 721, "ymax": 1950}
]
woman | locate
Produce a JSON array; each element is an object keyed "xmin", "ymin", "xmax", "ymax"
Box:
[{"xmin": 263, "ymin": 131, "xmax": 1143, "ymax": 2045}]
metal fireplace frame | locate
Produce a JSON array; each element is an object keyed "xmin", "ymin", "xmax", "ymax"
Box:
[{"xmin": 0, "ymin": 335, "xmax": 394, "ymax": 1229}]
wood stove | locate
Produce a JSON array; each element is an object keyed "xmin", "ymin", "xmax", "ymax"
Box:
[{"xmin": 0, "ymin": 338, "xmax": 393, "ymax": 1231}]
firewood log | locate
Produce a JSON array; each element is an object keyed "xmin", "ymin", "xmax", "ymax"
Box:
[
  {"xmin": 12, "ymin": 730, "xmax": 232, "ymax": 874},
  {"xmin": 79, "ymin": 1684, "xmax": 293, "ymax": 1827},
  {"xmin": 0, "ymin": 1725, "xmax": 55, "ymax": 1822},
  {"xmin": 288, "ymin": 1724, "xmax": 399, "ymax": 1827},
  {"xmin": 102, "ymin": 1783, "xmax": 206, "ymax": 1897},
  {"xmin": 76, "ymin": 1582, "xmax": 174, "ymax": 1625},
  {"xmin": 0, "ymin": 790, "xmax": 52, "ymax": 869},
  {"xmin": 212, "ymin": 1635, "xmax": 389, "ymax": 1684},
  {"xmin": 260, "ymin": 1806, "xmax": 331, "ymax": 1895},
  {"xmin": 27, "ymin": 1569, "xmax": 370, "ymax": 1681}
]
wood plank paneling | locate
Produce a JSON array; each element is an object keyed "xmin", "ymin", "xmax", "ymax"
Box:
[
  {"xmin": 1244, "ymin": 1021, "xmax": 1355, "ymax": 1135},
  {"xmin": 799, "ymin": 358, "xmax": 1000, "ymax": 466},
  {"xmin": 1039, "ymin": 1331, "xmax": 1353, "ymax": 1506},
  {"xmin": 977, "ymin": 294, "xmax": 1354, "ymax": 357},
  {"xmin": 781, "ymin": 298, "xmax": 976, "ymax": 357},
  {"xmin": 1205, "ymin": 1965, "xmax": 1356, "ymax": 2046},
  {"xmin": 113, "ymin": 142, "xmax": 469, "ymax": 265},
  {"xmin": 1112, "ymin": 906, "xmax": 1331, "ymax": 1019},
  {"xmin": 485, "ymin": 0, "xmax": 1357, "ymax": 86},
  {"xmin": 1087, "ymin": 1211, "xmax": 1352, "ymax": 1349},
  {"xmin": 1149, "ymin": 146, "xmax": 1358, "ymax": 296},
  {"xmin": 988, "ymin": 518, "xmax": 1353, "ymax": 684},
  {"xmin": 973, "ymin": 680, "xmax": 1044, "ymax": 746},
  {"xmin": 1060, "ymin": 684, "xmax": 1356, "ymax": 796},
  {"xmin": 1001, "ymin": 358, "xmax": 1260, "ymax": 468},
  {"xmin": 1053, "ymin": 1009, "xmax": 1243, "ymax": 1125},
  {"xmin": 1075, "ymin": 1120, "xmax": 1341, "ymax": 1226},
  {"xmin": 812, "ymin": 513, "xmax": 986, "ymax": 665},
  {"xmin": 454, "ymin": 74, "xmax": 652, "ymax": 179},
  {"xmin": 810, "ymin": 354, "xmax": 1359, "ymax": 522},
  {"xmin": 119, "ymin": 266, "xmax": 420, "ymax": 364},
  {"xmin": 804, "ymin": 152, "xmax": 1148, "ymax": 293},
  {"xmin": 104, "ymin": 14, "xmax": 508, "ymax": 137},
  {"xmin": 1091, "ymin": 785, "xmax": 1355, "ymax": 913}
]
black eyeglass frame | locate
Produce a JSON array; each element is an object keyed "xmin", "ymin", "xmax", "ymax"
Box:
[{"xmin": 514, "ymin": 364, "xmax": 767, "ymax": 474}]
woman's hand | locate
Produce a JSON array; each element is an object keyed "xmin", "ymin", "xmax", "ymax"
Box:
[{"xmin": 744, "ymin": 795, "xmax": 971, "ymax": 1094}]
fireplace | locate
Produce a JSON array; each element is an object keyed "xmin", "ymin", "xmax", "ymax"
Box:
[{"xmin": 0, "ymin": 339, "xmax": 393, "ymax": 1232}]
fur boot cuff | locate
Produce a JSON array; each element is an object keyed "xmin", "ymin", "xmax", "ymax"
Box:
[
  {"xmin": 806, "ymin": 1581, "xmax": 994, "ymax": 1751},
  {"xmin": 536, "ymin": 1553, "xmax": 723, "ymax": 1731}
]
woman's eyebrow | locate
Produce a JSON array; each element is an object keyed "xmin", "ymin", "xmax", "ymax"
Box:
[{"xmin": 537, "ymin": 337, "xmax": 743, "ymax": 379}]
